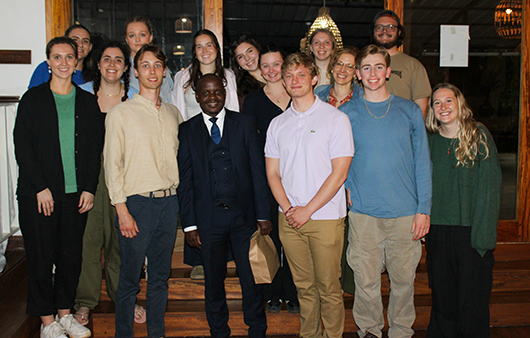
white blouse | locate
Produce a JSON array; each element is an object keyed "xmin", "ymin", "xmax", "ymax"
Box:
[{"xmin": 171, "ymin": 65, "xmax": 239, "ymax": 121}]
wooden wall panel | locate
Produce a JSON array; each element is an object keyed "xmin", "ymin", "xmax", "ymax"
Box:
[
  {"xmin": 204, "ymin": 0, "xmax": 223, "ymax": 56},
  {"xmin": 498, "ymin": 221, "xmax": 520, "ymax": 242},
  {"xmin": 518, "ymin": 0, "xmax": 530, "ymax": 241},
  {"xmin": 384, "ymin": 0, "xmax": 404, "ymax": 52},
  {"xmin": 0, "ymin": 50, "xmax": 31, "ymax": 64},
  {"xmin": 45, "ymin": 0, "xmax": 72, "ymax": 42},
  {"xmin": 384, "ymin": 0, "xmax": 404, "ymax": 22}
]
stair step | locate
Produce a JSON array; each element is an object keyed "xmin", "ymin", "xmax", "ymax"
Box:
[
  {"xmin": 91, "ymin": 291, "xmax": 530, "ymax": 337},
  {"xmin": 98, "ymin": 259, "xmax": 530, "ymax": 302},
  {"xmin": 0, "ymin": 237, "xmax": 41, "ymax": 338}
]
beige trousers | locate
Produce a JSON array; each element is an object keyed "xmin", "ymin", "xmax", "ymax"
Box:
[
  {"xmin": 347, "ymin": 211, "xmax": 422, "ymax": 338},
  {"xmin": 279, "ymin": 212, "xmax": 345, "ymax": 338}
]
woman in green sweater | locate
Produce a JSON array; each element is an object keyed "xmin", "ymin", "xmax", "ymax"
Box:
[{"xmin": 425, "ymin": 83, "xmax": 501, "ymax": 338}]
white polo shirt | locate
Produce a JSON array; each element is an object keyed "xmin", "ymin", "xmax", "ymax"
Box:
[{"xmin": 265, "ymin": 97, "xmax": 354, "ymax": 220}]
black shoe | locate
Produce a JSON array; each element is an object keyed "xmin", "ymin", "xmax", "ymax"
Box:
[
  {"xmin": 265, "ymin": 299, "xmax": 282, "ymax": 313},
  {"xmin": 285, "ymin": 300, "xmax": 300, "ymax": 314}
]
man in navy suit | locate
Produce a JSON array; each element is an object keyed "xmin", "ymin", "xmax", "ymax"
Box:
[{"xmin": 177, "ymin": 74, "xmax": 272, "ymax": 338}]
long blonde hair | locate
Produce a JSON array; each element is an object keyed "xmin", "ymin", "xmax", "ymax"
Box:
[{"xmin": 426, "ymin": 83, "xmax": 490, "ymax": 167}]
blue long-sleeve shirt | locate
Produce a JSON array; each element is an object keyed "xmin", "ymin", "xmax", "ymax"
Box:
[{"xmin": 344, "ymin": 94, "xmax": 432, "ymax": 218}]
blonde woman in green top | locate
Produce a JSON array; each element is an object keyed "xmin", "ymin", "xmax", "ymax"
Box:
[{"xmin": 425, "ymin": 83, "xmax": 501, "ymax": 338}]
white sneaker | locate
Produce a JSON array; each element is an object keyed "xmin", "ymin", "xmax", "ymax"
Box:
[
  {"xmin": 57, "ymin": 314, "xmax": 91, "ymax": 338},
  {"xmin": 41, "ymin": 322, "xmax": 67, "ymax": 338}
]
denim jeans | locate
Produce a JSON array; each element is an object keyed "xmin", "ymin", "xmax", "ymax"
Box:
[{"xmin": 114, "ymin": 194, "xmax": 179, "ymax": 338}]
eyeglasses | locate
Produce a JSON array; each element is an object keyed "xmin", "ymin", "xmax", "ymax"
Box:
[
  {"xmin": 374, "ymin": 24, "xmax": 398, "ymax": 33},
  {"xmin": 334, "ymin": 61, "xmax": 355, "ymax": 71}
]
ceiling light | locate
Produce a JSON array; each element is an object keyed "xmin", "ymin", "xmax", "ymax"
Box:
[
  {"xmin": 175, "ymin": 16, "xmax": 192, "ymax": 33},
  {"xmin": 495, "ymin": 0, "xmax": 522, "ymax": 39},
  {"xmin": 173, "ymin": 44, "xmax": 186, "ymax": 55}
]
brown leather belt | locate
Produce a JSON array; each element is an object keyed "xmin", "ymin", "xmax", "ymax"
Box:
[{"xmin": 138, "ymin": 187, "xmax": 177, "ymax": 198}]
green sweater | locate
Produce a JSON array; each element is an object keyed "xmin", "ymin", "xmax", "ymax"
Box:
[
  {"xmin": 53, "ymin": 87, "xmax": 78, "ymax": 194},
  {"xmin": 428, "ymin": 125, "xmax": 502, "ymax": 256}
]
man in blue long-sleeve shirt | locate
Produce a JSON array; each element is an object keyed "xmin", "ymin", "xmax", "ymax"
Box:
[{"xmin": 343, "ymin": 44, "xmax": 432, "ymax": 338}]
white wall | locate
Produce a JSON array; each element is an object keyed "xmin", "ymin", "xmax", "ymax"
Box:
[
  {"xmin": 0, "ymin": 0, "xmax": 44, "ymax": 240},
  {"xmin": 0, "ymin": 0, "xmax": 46, "ymax": 97}
]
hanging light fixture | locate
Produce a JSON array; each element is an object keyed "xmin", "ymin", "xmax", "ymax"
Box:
[
  {"xmin": 301, "ymin": 6, "xmax": 343, "ymax": 53},
  {"xmin": 494, "ymin": 0, "xmax": 522, "ymax": 39},
  {"xmin": 173, "ymin": 44, "xmax": 186, "ymax": 55},
  {"xmin": 175, "ymin": 16, "xmax": 192, "ymax": 33}
]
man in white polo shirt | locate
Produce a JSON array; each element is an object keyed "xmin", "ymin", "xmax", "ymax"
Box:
[{"xmin": 265, "ymin": 52, "xmax": 354, "ymax": 338}]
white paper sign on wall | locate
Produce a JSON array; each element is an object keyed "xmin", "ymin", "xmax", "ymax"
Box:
[{"xmin": 440, "ymin": 25, "xmax": 469, "ymax": 67}]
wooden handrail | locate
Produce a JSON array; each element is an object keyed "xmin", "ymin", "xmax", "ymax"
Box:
[{"xmin": 0, "ymin": 96, "xmax": 20, "ymax": 104}]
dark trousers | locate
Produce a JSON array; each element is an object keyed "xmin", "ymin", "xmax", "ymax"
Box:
[
  {"xmin": 263, "ymin": 193, "xmax": 297, "ymax": 304},
  {"xmin": 200, "ymin": 206, "xmax": 267, "ymax": 338},
  {"xmin": 426, "ymin": 225, "xmax": 494, "ymax": 338},
  {"xmin": 114, "ymin": 194, "xmax": 179, "ymax": 338},
  {"xmin": 18, "ymin": 193, "xmax": 88, "ymax": 316}
]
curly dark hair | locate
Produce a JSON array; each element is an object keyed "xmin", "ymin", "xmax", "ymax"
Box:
[{"xmin": 93, "ymin": 41, "xmax": 131, "ymax": 102}]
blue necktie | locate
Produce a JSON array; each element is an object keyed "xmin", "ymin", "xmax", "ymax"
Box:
[{"xmin": 210, "ymin": 117, "xmax": 221, "ymax": 144}]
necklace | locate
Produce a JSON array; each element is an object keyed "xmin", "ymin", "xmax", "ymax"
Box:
[
  {"xmin": 265, "ymin": 87, "xmax": 285, "ymax": 104},
  {"xmin": 443, "ymin": 136, "xmax": 457, "ymax": 155},
  {"xmin": 101, "ymin": 85, "xmax": 122, "ymax": 97},
  {"xmin": 363, "ymin": 95, "xmax": 391, "ymax": 119}
]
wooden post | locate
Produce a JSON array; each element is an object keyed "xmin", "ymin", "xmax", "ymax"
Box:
[
  {"xmin": 384, "ymin": 0, "xmax": 404, "ymax": 22},
  {"xmin": 518, "ymin": 0, "xmax": 530, "ymax": 241},
  {"xmin": 384, "ymin": 0, "xmax": 404, "ymax": 52},
  {"xmin": 204, "ymin": 0, "xmax": 223, "ymax": 56},
  {"xmin": 45, "ymin": 0, "xmax": 72, "ymax": 42}
]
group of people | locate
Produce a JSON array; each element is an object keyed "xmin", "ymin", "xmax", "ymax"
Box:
[{"xmin": 14, "ymin": 8, "xmax": 501, "ymax": 338}]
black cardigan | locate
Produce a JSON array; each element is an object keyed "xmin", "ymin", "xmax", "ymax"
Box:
[{"xmin": 14, "ymin": 82, "xmax": 104, "ymax": 200}]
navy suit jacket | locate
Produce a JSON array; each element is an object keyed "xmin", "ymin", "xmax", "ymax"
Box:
[{"xmin": 177, "ymin": 109, "xmax": 270, "ymax": 232}]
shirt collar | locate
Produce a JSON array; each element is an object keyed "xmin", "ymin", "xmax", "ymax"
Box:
[
  {"xmin": 202, "ymin": 108, "xmax": 226, "ymax": 126},
  {"xmin": 289, "ymin": 96, "xmax": 320, "ymax": 117},
  {"xmin": 132, "ymin": 92, "xmax": 166, "ymax": 109}
]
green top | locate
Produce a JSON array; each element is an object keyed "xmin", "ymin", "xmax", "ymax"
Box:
[
  {"xmin": 53, "ymin": 87, "xmax": 78, "ymax": 194},
  {"xmin": 428, "ymin": 125, "xmax": 502, "ymax": 256}
]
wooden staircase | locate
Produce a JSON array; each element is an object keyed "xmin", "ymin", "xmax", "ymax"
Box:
[
  {"xmin": 0, "ymin": 237, "xmax": 40, "ymax": 338},
  {"xmin": 1, "ymin": 236, "xmax": 529, "ymax": 338},
  {"xmin": 90, "ymin": 240, "xmax": 530, "ymax": 338}
]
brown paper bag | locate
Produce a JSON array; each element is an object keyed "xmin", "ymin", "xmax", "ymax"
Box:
[{"xmin": 248, "ymin": 230, "xmax": 279, "ymax": 284}]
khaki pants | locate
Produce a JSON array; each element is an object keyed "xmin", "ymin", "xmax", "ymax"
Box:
[
  {"xmin": 279, "ymin": 212, "xmax": 345, "ymax": 338},
  {"xmin": 347, "ymin": 211, "xmax": 421, "ymax": 338}
]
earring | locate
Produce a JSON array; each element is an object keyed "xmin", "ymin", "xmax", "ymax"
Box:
[{"xmin": 48, "ymin": 66, "xmax": 51, "ymax": 74}]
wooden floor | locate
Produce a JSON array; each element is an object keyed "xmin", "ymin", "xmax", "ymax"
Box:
[
  {"xmin": 163, "ymin": 326, "xmax": 530, "ymax": 338},
  {"xmin": 260, "ymin": 326, "xmax": 530, "ymax": 338}
]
